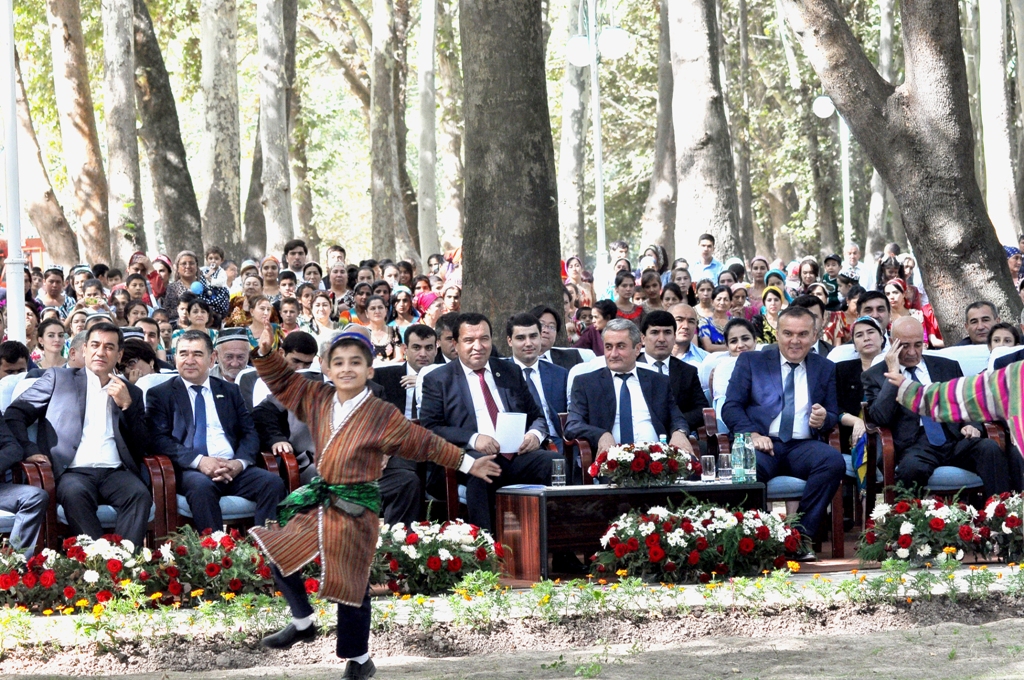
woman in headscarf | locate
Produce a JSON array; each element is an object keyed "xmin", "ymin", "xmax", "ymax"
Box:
[
  {"xmin": 1006, "ymin": 246, "xmax": 1023, "ymax": 287},
  {"xmin": 162, "ymin": 250, "xmax": 230, "ymax": 324},
  {"xmin": 564, "ymin": 256, "xmax": 584, "ymax": 286},
  {"xmin": 748, "ymin": 256, "xmax": 770, "ymax": 302},
  {"xmin": 261, "ymin": 256, "xmax": 282, "ymax": 301}
]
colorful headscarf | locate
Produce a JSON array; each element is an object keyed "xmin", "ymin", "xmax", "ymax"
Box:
[
  {"xmin": 414, "ymin": 291, "xmax": 439, "ymax": 315},
  {"xmin": 761, "ymin": 285, "xmax": 785, "ymax": 302},
  {"xmin": 1005, "ymin": 246, "xmax": 1021, "ymax": 259}
]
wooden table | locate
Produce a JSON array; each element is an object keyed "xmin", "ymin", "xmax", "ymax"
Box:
[{"xmin": 495, "ymin": 482, "xmax": 767, "ymax": 581}]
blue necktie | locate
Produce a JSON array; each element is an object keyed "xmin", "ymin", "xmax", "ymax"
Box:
[
  {"xmin": 616, "ymin": 373, "xmax": 634, "ymax": 445},
  {"xmin": 906, "ymin": 366, "xmax": 947, "ymax": 446},
  {"xmin": 778, "ymin": 362, "xmax": 798, "ymax": 442},
  {"xmin": 523, "ymin": 368, "xmax": 550, "ymax": 432},
  {"xmin": 192, "ymin": 385, "xmax": 209, "ymax": 458}
]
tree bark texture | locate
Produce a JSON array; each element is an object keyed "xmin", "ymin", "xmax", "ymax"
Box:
[
  {"xmin": 283, "ymin": 0, "xmax": 319, "ymax": 260},
  {"xmin": 134, "ymin": 0, "xmax": 203, "ymax": 257},
  {"xmin": 460, "ymin": 0, "xmax": 563, "ymax": 354},
  {"xmin": 866, "ymin": 0, "xmax": 894, "ymax": 259},
  {"xmin": 46, "ymin": 0, "xmax": 111, "ymax": 263},
  {"xmin": 392, "ymin": 0, "xmax": 420, "ymax": 254},
  {"xmin": 669, "ymin": 0, "xmax": 742, "ymax": 260},
  {"xmin": 732, "ymin": 0, "xmax": 755, "ymax": 259},
  {"xmin": 979, "ymin": 0, "xmax": 1022, "ymax": 244},
  {"xmin": 639, "ymin": 0, "xmax": 676, "ymax": 257},
  {"xmin": 199, "ymin": 0, "xmax": 241, "ymax": 256},
  {"xmin": 557, "ymin": 0, "xmax": 590, "ymax": 261},
  {"xmin": 780, "ymin": 0, "xmax": 1022, "ymax": 340},
  {"xmin": 807, "ymin": 118, "xmax": 839, "ymax": 257},
  {"xmin": 258, "ymin": 0, "xmax": 295, "ymax": 257},
  {"xmin": 417, "ymin": 0, "xmax": 440, "ymax": 258},
  {"xmin": 104, "ymin": 0, "xmax": 145, "ymax": 266},
  {"xmin": 243, "ymin": 121, "xmax": 268, "ymax": 259},
  {"xmin": 963, "ymin": 0, "xmax": 985, "ymax": 195},
  {"xmin": 14, "ymin": 49, "xmax": 81, "ymax": 266},
  {"xmin": 1010, "ymin": 1, "xmax": 1024, "ymax": 217},
  {"xmin": 436, "ymin": 0, "xmax": 464, "ymax": 251}
]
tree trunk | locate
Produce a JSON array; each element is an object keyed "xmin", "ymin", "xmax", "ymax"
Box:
[
  {"xmin": 392, "ymin": 0, "xmax": 420, "ymax": 255},
  {"xmin": 767, "ymin": 183, "xmax": 797, "ymax": 264},
  {"xmin": 866, "ymin": 0, "xmax": 894, "ymax": 260},
  {"xmin": 417, "ymin": 0, "xmax": 440, "ymax": 258},
  {"xmin": 807, "ymin": 117, "xmax": 839, "ymax": 257},
  {"xmin": 1010, "ymin": 0, "xmax": 1024, "ymax": 217},
  {"xmin": 436, "ymin": 0, "xmax": 464, "ymax": 251},
  {"xmin": 963, "ymin": 0, "xmax": 985, "ymax": 194},
  {"xmin": 199, "ymin": 0, "xmax": 241, "ymax": 256},
  {"xmin": 979, "ymin": 0, "xmax": 1022, "ymax": 244},
  {"xmin": 638, "ymin": 0, "xmax": 675, "ymax": 259},
  {"xmin": 257, "ymin": 0, "xmax": 294, "ymax": 257},
  {"xmin": 14, "ymin": 49, "xmax": 80, "ymax": 266},
  {"xmin": 733, "ymin": 0, "xmax": 755, "ymax": 259},
  {"xmin": 669, "ymin": 0, "xmax": 742, "ymax": 258},
  {"xmin": 557, "ymin": 0, "xmax": 590, "ymax": 261},
  {"xmin": 461, "ymin": 0, "xmax": 562, "ymax": 354},
  {"xmin": 243, "ymin": 123, "xmax": 267, "ymax": 258},
  {"xmin": 134, "ymin": 0, "xmax": 203, "ymax": 257},
  {"xmin": 290, "ymin": 86, "xmax": 320, "ymax": 262},
  {"xmin": 780, "ymin": 0, "xmax": 1022, "ymax": 341},
  {"xmin": 47, "ymin": 0, "xmax": 111, "ymax": 263},
  {"xmin": 103, "ymin": 0, "xmax": 145, "ymax": 266}
]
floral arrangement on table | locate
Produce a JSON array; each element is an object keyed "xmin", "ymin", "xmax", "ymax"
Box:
[
  {"xmin": 590, "ymin": 503, "xmax": 801, "ymax": 583},
  {"xmin": 374, "ymin": 519, "xmax": 506, "ymax": 595},
  {"xmin": 587, "ymin": 442, "xmax": 700, "ymax": 488},
  {"xmin": 977, "ymin": 492, "xmax": 1024, "ymax": 563},
  {"xmin": 858, "ymin": 495, "xmax": 979, "ymax": 565}
]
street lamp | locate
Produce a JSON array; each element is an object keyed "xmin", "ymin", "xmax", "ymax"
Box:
[
  {"xmin": 566, "ymin": 0, "xmax": 631, "ymax": 269},
  {"xmin": 812, "ymin": 95, "xmax": 853, "ymax": 250}
]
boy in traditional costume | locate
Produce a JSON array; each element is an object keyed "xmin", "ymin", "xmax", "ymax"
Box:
[{"xmin": 249, "ymin": 329, "xmax": 501, "ymax": 679}]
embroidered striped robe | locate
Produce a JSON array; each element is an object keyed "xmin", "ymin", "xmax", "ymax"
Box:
[{"xmin": 248, "ymin": 351, "xmax": 463, "ymax": 605}]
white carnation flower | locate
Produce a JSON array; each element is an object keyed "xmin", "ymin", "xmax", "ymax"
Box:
[
  {"xmin": 639, "ymin": 522, "xmax": 656, "ymax": 536},
  {"xmin": 159, "ymin": 542, "xmax": 174, "ymax": 562},
  {"xmin": 899, "ymin": 522, "xmax": 914, "ymax": 535},
  {"xmin": 401, "ymin": 545, "xmax": 419, "ymax": 560},
  {"xmin": 870, "ymin": 503, "xmax": 891, "ymax": 521},
  {"xmin": 646, "ymin": 506, "xmax": 670, "ymax": 518},
  {"xmin": 916, "ymin": 545, "xmax": 932, "ymax": 557},
  {"xmin": 896, "ymin": 548, "xmax": 910, "ymax": 559},
  {"xmin": 120, "ymin": 539, "xmax": 135, "ymax": 555},
  {"xmin": 83, "ymin": 570, "xmax": 100, "ymax": 583},
  {"xmin": 956, "ymin": 549, "xmax": 964, "ymax": 561}
]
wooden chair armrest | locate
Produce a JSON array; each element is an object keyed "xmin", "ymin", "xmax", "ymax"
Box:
[
  {"xmin": 264, "ymin": 450, "xmax": 301, "ymax": 491},
  {"xmin": 29, "ymin": 459, "xmax": 59, "ymax": 550},
  {"xmin": 828, "ymin": 426, "xmax": 841, "ymax": 450},
  {"xmin": 141, "ymin": 455, "xmax": 177, "ymax": 540},
  {"xmin": 445, "ymin": 466, "xmax": 460, "ymax": 521},
  {"xmin": 874, "ymin": 425, "xmax": 897, "ymax": 505},
  {"xmin": 984, "ymin": 423, "xmax": 1006, "ymax": 451},
  {"xmin": 578, "ymin": 439, "xmax": 594, "ymax": 485},
  {"xmin": 702, "ymin": 408, "xmax": 718, "ymax": 433},
  {"xmin": 258, "ymin": 451, "xmax": 281, "ymax": 476}
]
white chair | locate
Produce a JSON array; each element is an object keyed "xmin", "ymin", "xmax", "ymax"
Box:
[
  {"xmin": 988, "ymin": 345, "xmax": 1019, "ymax": 373},
  {"xmin": 0, "ymin": 373, "xmax": 25, "ymax": 413},
  {"xmin": 135, "ymin": 372, "xmax": 178, "ymax": 402},
  {"xmin": 924, "ymin": 344, "xmax": 991, "ymax": 377},
  {"xmin": 565, "ymin": 357, "xmax": 605, "ymax": 407}
]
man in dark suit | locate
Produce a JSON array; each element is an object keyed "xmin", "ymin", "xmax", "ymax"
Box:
[
  {"xmin": 432, "ymin": 313, "xmax": 460, "ymax": 364},
  {"xmin": 722, "ymin": 307, "xmax": 844, "ymax": 560},
  {"xmin": 419, "ymin": 313, "xmax": 558, "ymax": 531},
  {"xmin": 0, "ymin": 416, "xmax": 47, "ymax": 556},
  {"xmin": 6, "ymin": 323, "xmax": 152, "ymax": 549},
  {"xmin": 564, "ymin": 318, "xmax": 694, "ymax": 467},
  {"xmin": 505, "ymin": 313, "xmax": 569, "ymax": 452},
  {"xmin": 147, "ymin": 330, "xmax": 286, "ymax": 532},
  {"xmin": 529, "ymin": 306, "xmax": 585, "ymax": 371},
  {"xmin": 762, "ymin": 295, "xmax": 833, "ymax": 356},
  {"xmin": 638, "ymin": 310, "xmax": 710, "ymax": 433},
  {"xmin": 371, "ymin": 324, "xmax": 438, "ymax": 526},
  {"xmin": 993, "ymin": 346, "xmax": 1024, "ymax": 371},
  {"xmin": 863, "ymin": 317, "xmax": 1015, "ymax": 497}
]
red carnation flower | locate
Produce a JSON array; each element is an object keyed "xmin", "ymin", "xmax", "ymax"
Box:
[
  {"xmin": 175, "ymin": 546, "xmax": 188, "ymax": 556},
  {"xmin": 734, "ymin": 512, "xmax": 745, "ymax": 521},
  {"xmin": 257, "ymin": 565, "xmax": 272, "ymax": 579},
  {"xmin": 667, "ymin": 459, "xmax": 680, "ymax": 473},
  {"xmin": 229, "ymin": 578, "xmax": 243, "ymax": 592},
  {"xmin": 893, "ymin": 501, "xmax": 911, "ymax": 514},
  {"xmin": 67, "ymin": 546, "xmax": 86, "ymax": 562},
  {"xmin": 96, "ymin": 590, "xmax": 113, "ymax": 603},
  {"xmin": 864, "ymin": 532, "xmax": 877, "ymax": 545},
  {"xmin": 64, "ymin": 586, "xmax": 76, "ymax": 600},
  {"xmin": 165, "ymin": 566, "xmax": 179, "ymax": 578},
  {"xmin": 773, "ymin": 555, "xmax": 787, "ymax": 569},
  {"xmin": 699, "ymin": 573, "xmax": 711, "ymax": 584},
  {"xmin": 62, "ymin": 536, "xmax": 78, "ymax": 551},
  {"xmin": 695, "ymin": 536, "xmax": 708, "ymax": 551},
  {"xmin": 387, "ymin": 580, "xmax": 400, "ymax": 592},
  {"xmin": 958, "ymin": 525, "xmax": 974, "ymax": 542},
  {"xmin": 106, "ymin": 558, "xmax": 123, "ymax": 575},
  {"xmin": 0, "ymin": 574, "xmax": 12, "ymax": 590},
  {"xmin": 681, "ymin": 521, "xmax": 694, "ymax": 535},
  {"xmin": 201, "ymin": 536, "xmax": 218, "ymax": 549},
  {"xmin": 648, "ymin": 545, "xmax": 666, "ymax": 563},
  {"xmin": 221, "ymin": 556, "xmax": 233, "ymax": 568},
  {"xmin": 738, "ymin": 537, "xmax": 755, "ymax": 555},
  {"xmin": 588, "ymin": 464, "xmax": 601, "ymax": 478},
  {"xmin": 596, "ymin": 451, "xmax": 608, "ymax": 464},
  {"xmin": 897, "ymin": 534, "xmax": 913, "ymax": 549},
  {"xmin": 22, "ymin": 571, "xmax": 37, "ymax": 589},
  {"xmin": 426, "ymin": 556, "xmax": 442, "ymax": 571},
  {"xmin": 606, "ymin": 459, "xmax": 618, "ymax": 471},
  {"xmin": 626, "ymin": 537, "xmax": 640, "ymax": 552},
  {"xmin": 447, "ymin": 557, "xmax": 463, "ymax": 572},
  {"xmin": 219, "ymin": 536, "xmax": 236, "ymax": 551},
  {"xmin": 389, "ymin": 558, "xmax": 400, "ymax": 572},
  {"xmin": 305, "ymin": 578, "xmax": 319, "ymax": 594},
  {"xmin": 494, "ymin": 543, "xmax": 505, "ymax": 559},
  {"xmin": 784, "ymin": 535, "xmax": 800, "ymax": 552},
  {"xmin": 205, "ymin": 563, "xmax": 221, "ymax": 578},
  {"xmin": 614, "ymin": 544, "xmax": 629, "ymax": 558},
  {"xmin": 995, "ymin": 503, "xmax": 1008, "ymax": 518},
  {"xmin": 630, "ymin": 457, "xmax": 646, "ymax": 472},
  {"xmin": 980, "ymin": 526, "xmax": 992, "ymax": 539},
  {"xmin": 649, "ymin": 444, "xmax": 662, "ymax": 453},
  {"xmin": 102, "ymin": 533, "xmax": 123, "ymax": 544},
  {"xmin": 645, "ymin": 533, "xmax": 661, "ymax": 548},
  {"xmin": 755, "ymin": 526, "xmax": 771, "ymax": 541},
  {"xmin": 664, "ymin": 561, "xmax": 677, "ymax": 572},
  {"xmin": 27, "ymin": 554, "xmax": 45, "ymax": 570},
  {"xmin": 1007, "ymin": 516, "xmax": 1023, "ymax": 529},
  {"xmin": 168, "ymin": 580, "xmax": 183, "ymax": 596},
  {"xmin": 475, "ymin": 547, "xmax": 488, "ymax": 561},
  {"xmin": 39, "ymin": 570, "xmax": 56, "ymax": 589},
  {"xmin": 405, "ymin": 533, "xmax": 420, "ymax": 545},
  {"xmin": 649, "ymin": 461, "xmax": 664, "ymax": 475},
  {"xmin": 929, "ymin": 518, "xmax": 946, "ymax": 532},
  {"xmin": 662, "ymin": 521, "xmax": 674, "ymax": 533}
]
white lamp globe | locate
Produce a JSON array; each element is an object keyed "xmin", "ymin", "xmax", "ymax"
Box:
[
  {"xmin": 598, "ymin": 27, "xmax": 631, "ymax": 61},
  {"xmin": 566, "ymin": 35, "xmax": 592, "ymax": 68},
  {"xmin": 812, "ymin": 95, "xmax": 836, "ymax": 119}
]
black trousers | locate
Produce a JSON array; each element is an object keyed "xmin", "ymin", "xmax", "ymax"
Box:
[
  {"xmin": 274, "ymin": 567, "xmax": 372, "ymax": 659},
  {"xmin": 465, "ymin": 448, "xmax": 562, "ymax": 532},
  {"xmin": 379, "ymin": 464, "xmax": 422, "ymax": 528},
  {"xmin": 180, "ymin": 465, "xmax": 286, "ymax": 532},
  {"xmin": 56, "ymin": 467, "xmax": 151, "ymax": 549},
  {"xmin": 897, "ymin": 432, "xmax": 1015, "ymax": 498}
]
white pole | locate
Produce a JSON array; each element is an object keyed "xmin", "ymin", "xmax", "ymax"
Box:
[
  {"xmin": 839, "ymin": 114, "xmax": 853, "ymax": 249},
  {"xmin": 588, "ymin": 0, "xmax": 607, "ymax": 266},
  {"xmin": 417, "ymin": 0, "xmax": 440, "ymax": 260},
  {"xmin": 1, "ymin": 0, "xmax": 26, "ymax": 343}
]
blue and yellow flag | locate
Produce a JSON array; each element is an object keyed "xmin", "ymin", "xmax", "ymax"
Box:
[{"xmin": 851, "ymin": 433, "xmax": 868, "ymax": 495}]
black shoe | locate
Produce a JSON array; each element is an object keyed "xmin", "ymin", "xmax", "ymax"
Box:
[
  {"xmin": 791, "ymin": 547, "xmax": 818, "ymax": 562},
  {"xmin": 260, "ymin": 622, "xmax": 318, "ymax": 648},
  {"xmin": 343, "ymin": 658, "xmax": 376, "ymax": 679}
]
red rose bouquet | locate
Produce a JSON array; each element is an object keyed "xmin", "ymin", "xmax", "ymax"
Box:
[
  {"xmin": 857, "ymin": 495, "xmax": 978, "ymax": 565},
  {"xmin": 588, "ymin": 442, "xmax": 699, "ymax": 487},
  {"xmin": 978, "ymin": 492, "xmax": 1024, "ymax": 562}
]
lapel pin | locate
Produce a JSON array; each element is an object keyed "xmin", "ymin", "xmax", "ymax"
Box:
[
  {"xmin": 216, "ymin": 394, "xmax": 225, "ymax": 399},
  {"xmin": 495, "ymin": 372, "xmax": 501, "ymax": 378}
]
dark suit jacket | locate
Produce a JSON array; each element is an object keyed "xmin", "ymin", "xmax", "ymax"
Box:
[
  {"xmin": 5, "ymin": 368, "xmax": 149, "ymax": 479},
  {"xmin": 835, "ymin": 358, "xmax": 867, "ymax": 419},
  {"xmin": 146, "ymin": 375, "xmax": 260, "ymax": 471},
  {"xmin": 0, "ymin": 416, "xmax": 25, "ymax": 477},
  {"xmin": 564, "ymin": 366, "xmax": 688, "ymax": 452},
  {"xmin": 252, "ymin": 371, "xmax": 321, "ymax": 453},
  {"xmin": 862, "ymin": 355, "xmax": 973, "ymax": 451},
  {"xmin": 549, "ymin": 347, "xmax": 584, "ymax": 372},
  {"xmin": 993, "ymin": 348, "xmax": 1024, "ymax": 371},
  {"xmin": 419, "ymin": 357, "xmax": 547, "ymax": 449},
  {"xmin": 721, "ymin": 346, "xmax": 839, "ymax": 440},
  {"xmin": 505, "ymin": 358, "xmax": 568, "ymax": 441},
  {"xmin": 374, "ymin": 364, "xmax": 412, "ymax": 414},
  {"xmin": 639, "ymin": 353, "xmax": 710, "ymax": 432}
]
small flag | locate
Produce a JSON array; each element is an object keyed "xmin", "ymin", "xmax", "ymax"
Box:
[{"xmin": 851, "ymin": 432, "xmax": 868, "ymax": 495}]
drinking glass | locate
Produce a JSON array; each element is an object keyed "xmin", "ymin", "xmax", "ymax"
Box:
[
  {"xmin": 551, "ymin": 458, "xmax": 566, "ymax": 487},
  {"xmin": 700, "ymin": 455, "xmax": 716, "ymax": 482},
  {"xmin": 717, "ymin": 453, "xmax": 732, "ymax": 481}
]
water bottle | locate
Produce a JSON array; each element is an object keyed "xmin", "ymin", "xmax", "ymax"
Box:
[
  {"xmin": 731, "ymin": 434, "xmax": 747, "ymax": 483},
  {"xmin": 659, "ymin": 434, "xmax": 668, "ymax": 446},
  {"xmin": 745, "ymin": 433, "xmax": 757, "ymax": 478}
]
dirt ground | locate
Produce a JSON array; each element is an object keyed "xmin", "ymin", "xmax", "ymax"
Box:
[{"xmin": 6, "ymin": 599, "xmax": 1024, "ymax": 679}]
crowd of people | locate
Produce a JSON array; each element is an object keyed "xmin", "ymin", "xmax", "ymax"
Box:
[{"xmin": 2, "ymin": 232, "xmax": 1024, "ymax": 678}]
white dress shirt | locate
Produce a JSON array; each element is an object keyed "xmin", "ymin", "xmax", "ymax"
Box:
[
  {"xmin": 611, "ymin": 368, "xmax": 658, "ymax": 444},
  {"xmin": 332, "ymin": 387, "xmax": 370, "ymax": 431},
  {"xmin": 70, "ymin": 370, "xmax": 121, "ymax": 469},
  {"xmin": 461, "ymin": 361, "xmax": 543, "ymax": 451},
  {"xmin": 513, "ymin": 357, "xmax": 557, "ymax": 436},
  {"xmin": 185, "ymin": 377, "xmax": 239, "ymax": 468},
  {"xmin": 901, "ymin": 361, "xmax": 932, "ymax": 427},
  {"xmin": 768, "ymin": 355, "xmax": 811, "ymax": 439},
  {"xmin": 403, "ymin": 363, "xmax": 417, "ymax": 419}
]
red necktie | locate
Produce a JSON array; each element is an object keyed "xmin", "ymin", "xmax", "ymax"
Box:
[{"xmin": 475, "ymin": 368, "xmax": 510, "ymax": 459}]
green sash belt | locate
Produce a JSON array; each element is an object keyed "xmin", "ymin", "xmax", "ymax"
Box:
[{"xmin": 276, "ymin": 477, "xmax": 382, "ymax": 527}]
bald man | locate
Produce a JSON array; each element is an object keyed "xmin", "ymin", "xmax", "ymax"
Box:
[
  {"xmin": 862, "ymin": 317, "xmax": 1014, "ymax": 496},
  {"xmin": 668, "ymin": 304, "xmax": 708, "ymax": 368}
]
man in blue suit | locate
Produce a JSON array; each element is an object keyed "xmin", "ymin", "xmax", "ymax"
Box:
[
  {"xmin": 564, "ymin": 319, "xmax": 693, "ymax": 464},
  {"xmin": 722, "ymin": 306, "xmax": 844, "ymax": 560},
  {"xmin": 146, "ymin": 330, "xmax": 286, "ymax": 532},
  {"xmin": 419, "ymin": 313, "xmax": 558, "ymax": 531},
  {"xmin": 505, "ymin": 313, "xmax": 568, "ymax": 454}
]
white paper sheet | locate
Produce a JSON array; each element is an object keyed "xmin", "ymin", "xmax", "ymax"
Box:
[{"xmin": 495, "ymin": 412, "xmax": 527, "ymax": 453}]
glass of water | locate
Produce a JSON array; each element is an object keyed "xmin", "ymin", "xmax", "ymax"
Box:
[
  {"xmin": 717, "ymin": 453, "xmax": 732, "ymax": 481},
  {"xmin": 551, "ymin": 458, "xmax": 567, "ymax": 486},
  {"xmin": 700, "ymin": 455, "xmax": 716, "ymax": 482}
]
